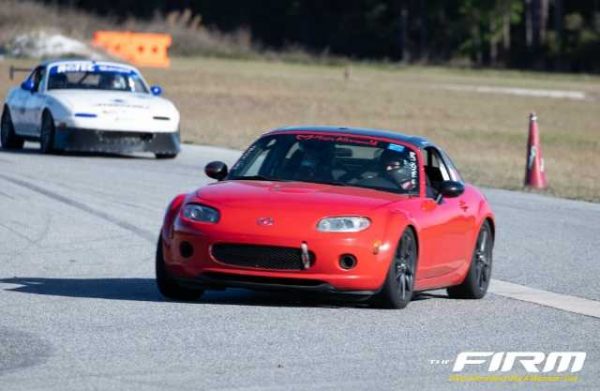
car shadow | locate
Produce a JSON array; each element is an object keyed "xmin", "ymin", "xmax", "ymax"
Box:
[
  {"xmin": 0, "ymin": 146, "xmax": 40, "ymax": 155},
  {"xmin": 412, "ymin": 292, "xmax": 450, "ymax": 301},
  {"xmin": 0, "ymin": 277, "xmax": 163, "ymax": 302},
  {"xmin": 0, "ymin": 146, "xmax": 155, "ymax": 160},
  {"xmin": 0, "ymin": 277, "xmax": 450, "ymax": 308},
  {"xmin": 0, "ymin": 277, "xmax": 369, "ymax": 308}
]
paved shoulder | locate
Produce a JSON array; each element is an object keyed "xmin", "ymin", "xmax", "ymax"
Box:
[{"xmin": 485, "ymin": 188, "xmax": 600, "ymax": 301}]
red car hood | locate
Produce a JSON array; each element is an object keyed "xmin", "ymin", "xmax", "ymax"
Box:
[
  {"xmin": 196, "ymin": 180, "xmax": 402, "ymax": 213},
  {"xmin": 189, "ymin": 180, "xmax": 409, "ymax": 238}
]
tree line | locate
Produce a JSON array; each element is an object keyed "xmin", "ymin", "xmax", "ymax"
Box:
[{"xmin": 43, "ymin": 0, "xmax": 599, "ymax": 72}]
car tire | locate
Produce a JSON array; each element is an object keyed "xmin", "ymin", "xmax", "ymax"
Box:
[
  {"xmin": 155, "ymin": 153, "xmax": 177, "ymax": 159},
  {"xmin": 447, "ymin": 221, "xmax": 493, "ymax": 300},
  {"xmin": 373, "ymin": 227, "xmax": 417, "ymax": 309},
  {"xmin": 40, "ymin": 111, "xmax": 56, "ymax": 154},
  {"xmin": 156, "ymin": 235, "xmax": 204, "ymax": 301},
  {"xmin": 1, "ymin": 106, "xmax": 24, "ymax": 150}
]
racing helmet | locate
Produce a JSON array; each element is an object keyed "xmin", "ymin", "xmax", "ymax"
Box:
[
  {"xmin": 110, "ymin": 74, "xmax": 126, "ymax": 90},
  {"xmin": 99, "ymin": 73, "xmax": 126, "ymax": 90},
  {"xmin": 380, "ymin": 149, "xmax": 414, "ymax": 189}
]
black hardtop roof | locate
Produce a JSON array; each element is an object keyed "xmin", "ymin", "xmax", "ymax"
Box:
[{"xmin": 267, "ymin": 125, "xmax": 433, "ymax": 148}]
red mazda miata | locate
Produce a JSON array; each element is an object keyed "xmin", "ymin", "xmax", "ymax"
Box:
[{"xmin": 157, "ymin": 126, "xmax": 495, "ymax": 309}]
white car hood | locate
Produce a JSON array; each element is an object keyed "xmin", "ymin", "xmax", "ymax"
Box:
[
  {"xmin": 47, "ymin": 90, "xmax": 178, "ymax": 117},
  {"xmin": 46, "ymin": 89, "xmax": 180, "ymax": 133}
]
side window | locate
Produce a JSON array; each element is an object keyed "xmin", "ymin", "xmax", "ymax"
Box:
[
  {"xmin": 30, "ymin": 67, "xmax": 46, "ymax": 92},
  {"xmin": 440, "ymin": 150, "xmax": 463, "ymax": 182},
  {"xmin": 424, "ymin": 147, "xmax": 451, "ymax": 198}
]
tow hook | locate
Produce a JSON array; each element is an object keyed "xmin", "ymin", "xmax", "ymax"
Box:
[{"xmin": 301, "ymin": 241, "xmax": 310, "ymax": 269}]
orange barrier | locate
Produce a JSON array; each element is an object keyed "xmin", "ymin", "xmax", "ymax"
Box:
[
  {"xmin": 92, "ymin": 31, "xmax": 171, "ymax": 68},
  {"xmin": 129, "ymin": 33, "xmax": 172, "ymax": 68}
]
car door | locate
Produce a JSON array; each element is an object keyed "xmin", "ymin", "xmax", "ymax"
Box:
[
  {"xmin": 417, "ymin": 147, "xmax": 473, "ymax": 279},
  {"xmin": 22, "ymin": 66, "xmax": 47, "ymax": 137},
  {"xmin": 439, "ymin": 148, "xmax": 479, "ymax": 262}
]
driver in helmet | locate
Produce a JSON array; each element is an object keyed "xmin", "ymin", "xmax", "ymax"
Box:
[
  {"xmin": 99, "ymin": 73, "xmax": 127, "ymax": 90},
  {"xmin": 354, "ymin": 148, "xmax": 416, "ymax": 192}
]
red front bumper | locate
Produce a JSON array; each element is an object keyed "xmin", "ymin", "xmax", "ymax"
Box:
[{"xmin": 162, "ymin": 220, "xmax": 395, "ymax": 293}]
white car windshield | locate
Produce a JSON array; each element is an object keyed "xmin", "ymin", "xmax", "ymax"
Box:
[{"xmin": 47, "ymin": 63, "xmax": 148, "ymax": 93}]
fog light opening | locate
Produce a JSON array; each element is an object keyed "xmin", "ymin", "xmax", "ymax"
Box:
[
  {"xmin": 339, "ymin": 254, "xmax": 357, "ymax": 270},
  {"xmin": 179, "ymin": 241, "xmax": 194, "ymax": 258}
]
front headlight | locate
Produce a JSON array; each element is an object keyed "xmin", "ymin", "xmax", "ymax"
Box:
[
  {"xmin": 182, "ymin": 203, "xmax": 220, "ymax": 223},
  {"xmin": 317, "ymin": 217, "xmax": 371, "ymax": 232}
]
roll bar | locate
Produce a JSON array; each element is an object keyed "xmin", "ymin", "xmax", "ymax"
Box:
[{"xmin": 9, "ymin": 66, "xmax": 32, "ymax": 80}]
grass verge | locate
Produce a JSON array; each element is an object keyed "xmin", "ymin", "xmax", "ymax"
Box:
[{"xmin": 1, "ymin": 57, "xmax": 599, "ymax": 202}]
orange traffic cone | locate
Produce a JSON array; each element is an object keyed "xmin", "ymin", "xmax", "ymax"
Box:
[{"xmin": 524, "ymin": 112, "xmax": 547, "ymax": 189}]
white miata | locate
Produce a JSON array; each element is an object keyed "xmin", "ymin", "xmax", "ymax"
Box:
[{"xmin": 1, "ymin": 59, "xmax": 181, "ymax": 158}]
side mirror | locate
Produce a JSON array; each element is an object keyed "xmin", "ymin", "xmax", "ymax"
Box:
[
  {"xmin": 21, "ymin": 80, "xmax": 35, "ymax": 92},
  {"xmin": 435, "ymin": 181, "xmax": 464, "ymax": 203},
  {"xmin": 205, "ymin": 161, "xmax": 228, "ymax": 181},
  {"xmin": 150, "ymin": 85, "xmax": 162, "ymax": 96}
]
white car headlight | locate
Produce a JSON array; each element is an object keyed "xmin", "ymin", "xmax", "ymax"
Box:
[
  {"xmin": 317, "ymin": 217, "xmax": 371, "ymax": 232},
  {"xmin": 182, "ymin": 204, "xmax": 220, "ymax": 223}
]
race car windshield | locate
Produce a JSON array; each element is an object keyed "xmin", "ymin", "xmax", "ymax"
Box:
[
  {"xmin": 47, "ymin": 64, "xmax": 148, "ymax": 93},
  {"xmin": 228, "ymin": 134, "xmax": 420, "ymax": 195}
]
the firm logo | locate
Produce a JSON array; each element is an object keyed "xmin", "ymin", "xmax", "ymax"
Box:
[
  {"xmin": 256, "ymin": 217, "xmax": 274, "ymax": 226},
  {"xmin": 453, "ymin": 351, "xmax": 586, "ymax": 373}
]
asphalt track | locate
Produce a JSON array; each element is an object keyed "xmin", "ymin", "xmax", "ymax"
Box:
[{"xmin": 0, "ymin": 144, "xmax": 598, "ymax": 390}]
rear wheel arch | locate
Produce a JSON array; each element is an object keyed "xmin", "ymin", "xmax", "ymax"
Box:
[
  {"xmin": 464, "ymin": 217, "xmax": 494, "ymax": 276},
  {"xmin": 404, "ymin": 225, "xmax": 419, "ymax": 263},
  {"xmin": 471, "ymin": 216, "xmax": 494, "ymax": 253},
  {"xmin": 476, "ymin": 196, "xmax": 495, "ymax": 236},
  {"xmin": 447, "ymin": 219, "xmax": 493, "ymax": 299},
  {"xmin": 485, "ymin": 217, "xmax": 495, "ymax": 241}
]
